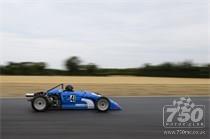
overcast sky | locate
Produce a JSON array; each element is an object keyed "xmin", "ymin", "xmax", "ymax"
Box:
[{"xmin": 0, "ymin": 0, "xmax": 209, "ymax": 69}]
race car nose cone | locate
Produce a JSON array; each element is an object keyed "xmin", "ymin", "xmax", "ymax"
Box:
[{"xmin": 109, "ymin": 99, "xmax": 122, "ymax": 110}]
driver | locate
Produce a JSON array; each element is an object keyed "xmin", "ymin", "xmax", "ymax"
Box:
[{"xmin": 65, "ymin": 84, "xmax": 74, "ymax": 91}]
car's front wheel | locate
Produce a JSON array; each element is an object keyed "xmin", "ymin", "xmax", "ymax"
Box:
[
  {"xmin": 31, "ymin": 96, "xmax": 49, "ymax": 112},
  {"xmin": 96, "ymin": 97, "xmax": 110, "ymax": 112}
]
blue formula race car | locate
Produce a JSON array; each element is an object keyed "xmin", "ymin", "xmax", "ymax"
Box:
[{"xmin": 25, "ymin": 84, "xmax": 121, "ymax": 112}]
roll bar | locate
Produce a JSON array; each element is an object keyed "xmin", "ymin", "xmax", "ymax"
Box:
[{"xmin": 46, "ymin": 83, "xmax": 64, "ymax": 92}]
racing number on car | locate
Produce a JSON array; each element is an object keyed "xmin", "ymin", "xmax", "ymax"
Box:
[{"xmin": 70, "ymin": 95, "xmax": 76, "ymax": 102}]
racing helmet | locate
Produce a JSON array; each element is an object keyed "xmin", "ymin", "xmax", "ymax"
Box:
[{"xmin": 65, "ymin": 84, "xmax": 74, "ymax": 91}]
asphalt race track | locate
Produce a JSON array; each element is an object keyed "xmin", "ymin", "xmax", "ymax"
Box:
[{"xmin": 1, "ymin": 97, "xmax": 209, "ymax": 139}]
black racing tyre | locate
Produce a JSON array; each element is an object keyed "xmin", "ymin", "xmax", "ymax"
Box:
[
  {"xmin": 96, "ymin": 97, "xmax": 110, "ymax": 112},
  {"xmin": 31, "ymin": 96, "xmax": 49, "ymax": 112}
]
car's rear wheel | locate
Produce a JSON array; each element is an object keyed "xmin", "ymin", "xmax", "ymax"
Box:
[
  {"xmin": 31, "ymin": 96, "xmax": 49, "ymax": 112},
  {"xmin": 96, "ymin": 97, "xmax": 110, "ymax": 112}
]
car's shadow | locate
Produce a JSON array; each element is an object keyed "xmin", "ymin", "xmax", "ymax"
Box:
[{"xmin": 29, "ymin": 108, "xmax": 121, "ymax": 114}]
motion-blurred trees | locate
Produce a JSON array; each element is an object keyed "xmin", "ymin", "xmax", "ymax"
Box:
[
  {"xmin": 65, "ymin": 56, "xmax": 82, "ymax": 74},
  {"xmin": 0, "ymin": 62, "xmax": 46, "ymax": 75},
  {"xmin": 85, "ymin": 63, "xmax": 98, "ymax": 75},
  {"xmin": 137, "ymin": 61, "xmax": 210, "ymax": 78},
  {"xmin": 64, "ymin": 57, "xmax": 99, "ymax": 75},
  {"xmin": 0, "ymin": 58, "xmax": 209, "ymax": 78}
]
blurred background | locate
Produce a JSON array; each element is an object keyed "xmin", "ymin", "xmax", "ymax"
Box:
[{"xmin": 0, "ymin": 0, "xmax": 209, "ymax": 97}]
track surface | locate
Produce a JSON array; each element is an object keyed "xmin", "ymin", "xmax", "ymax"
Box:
[{"xmin": 1, "ymin": 97, "xmax": 209, "ymax": 139}]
